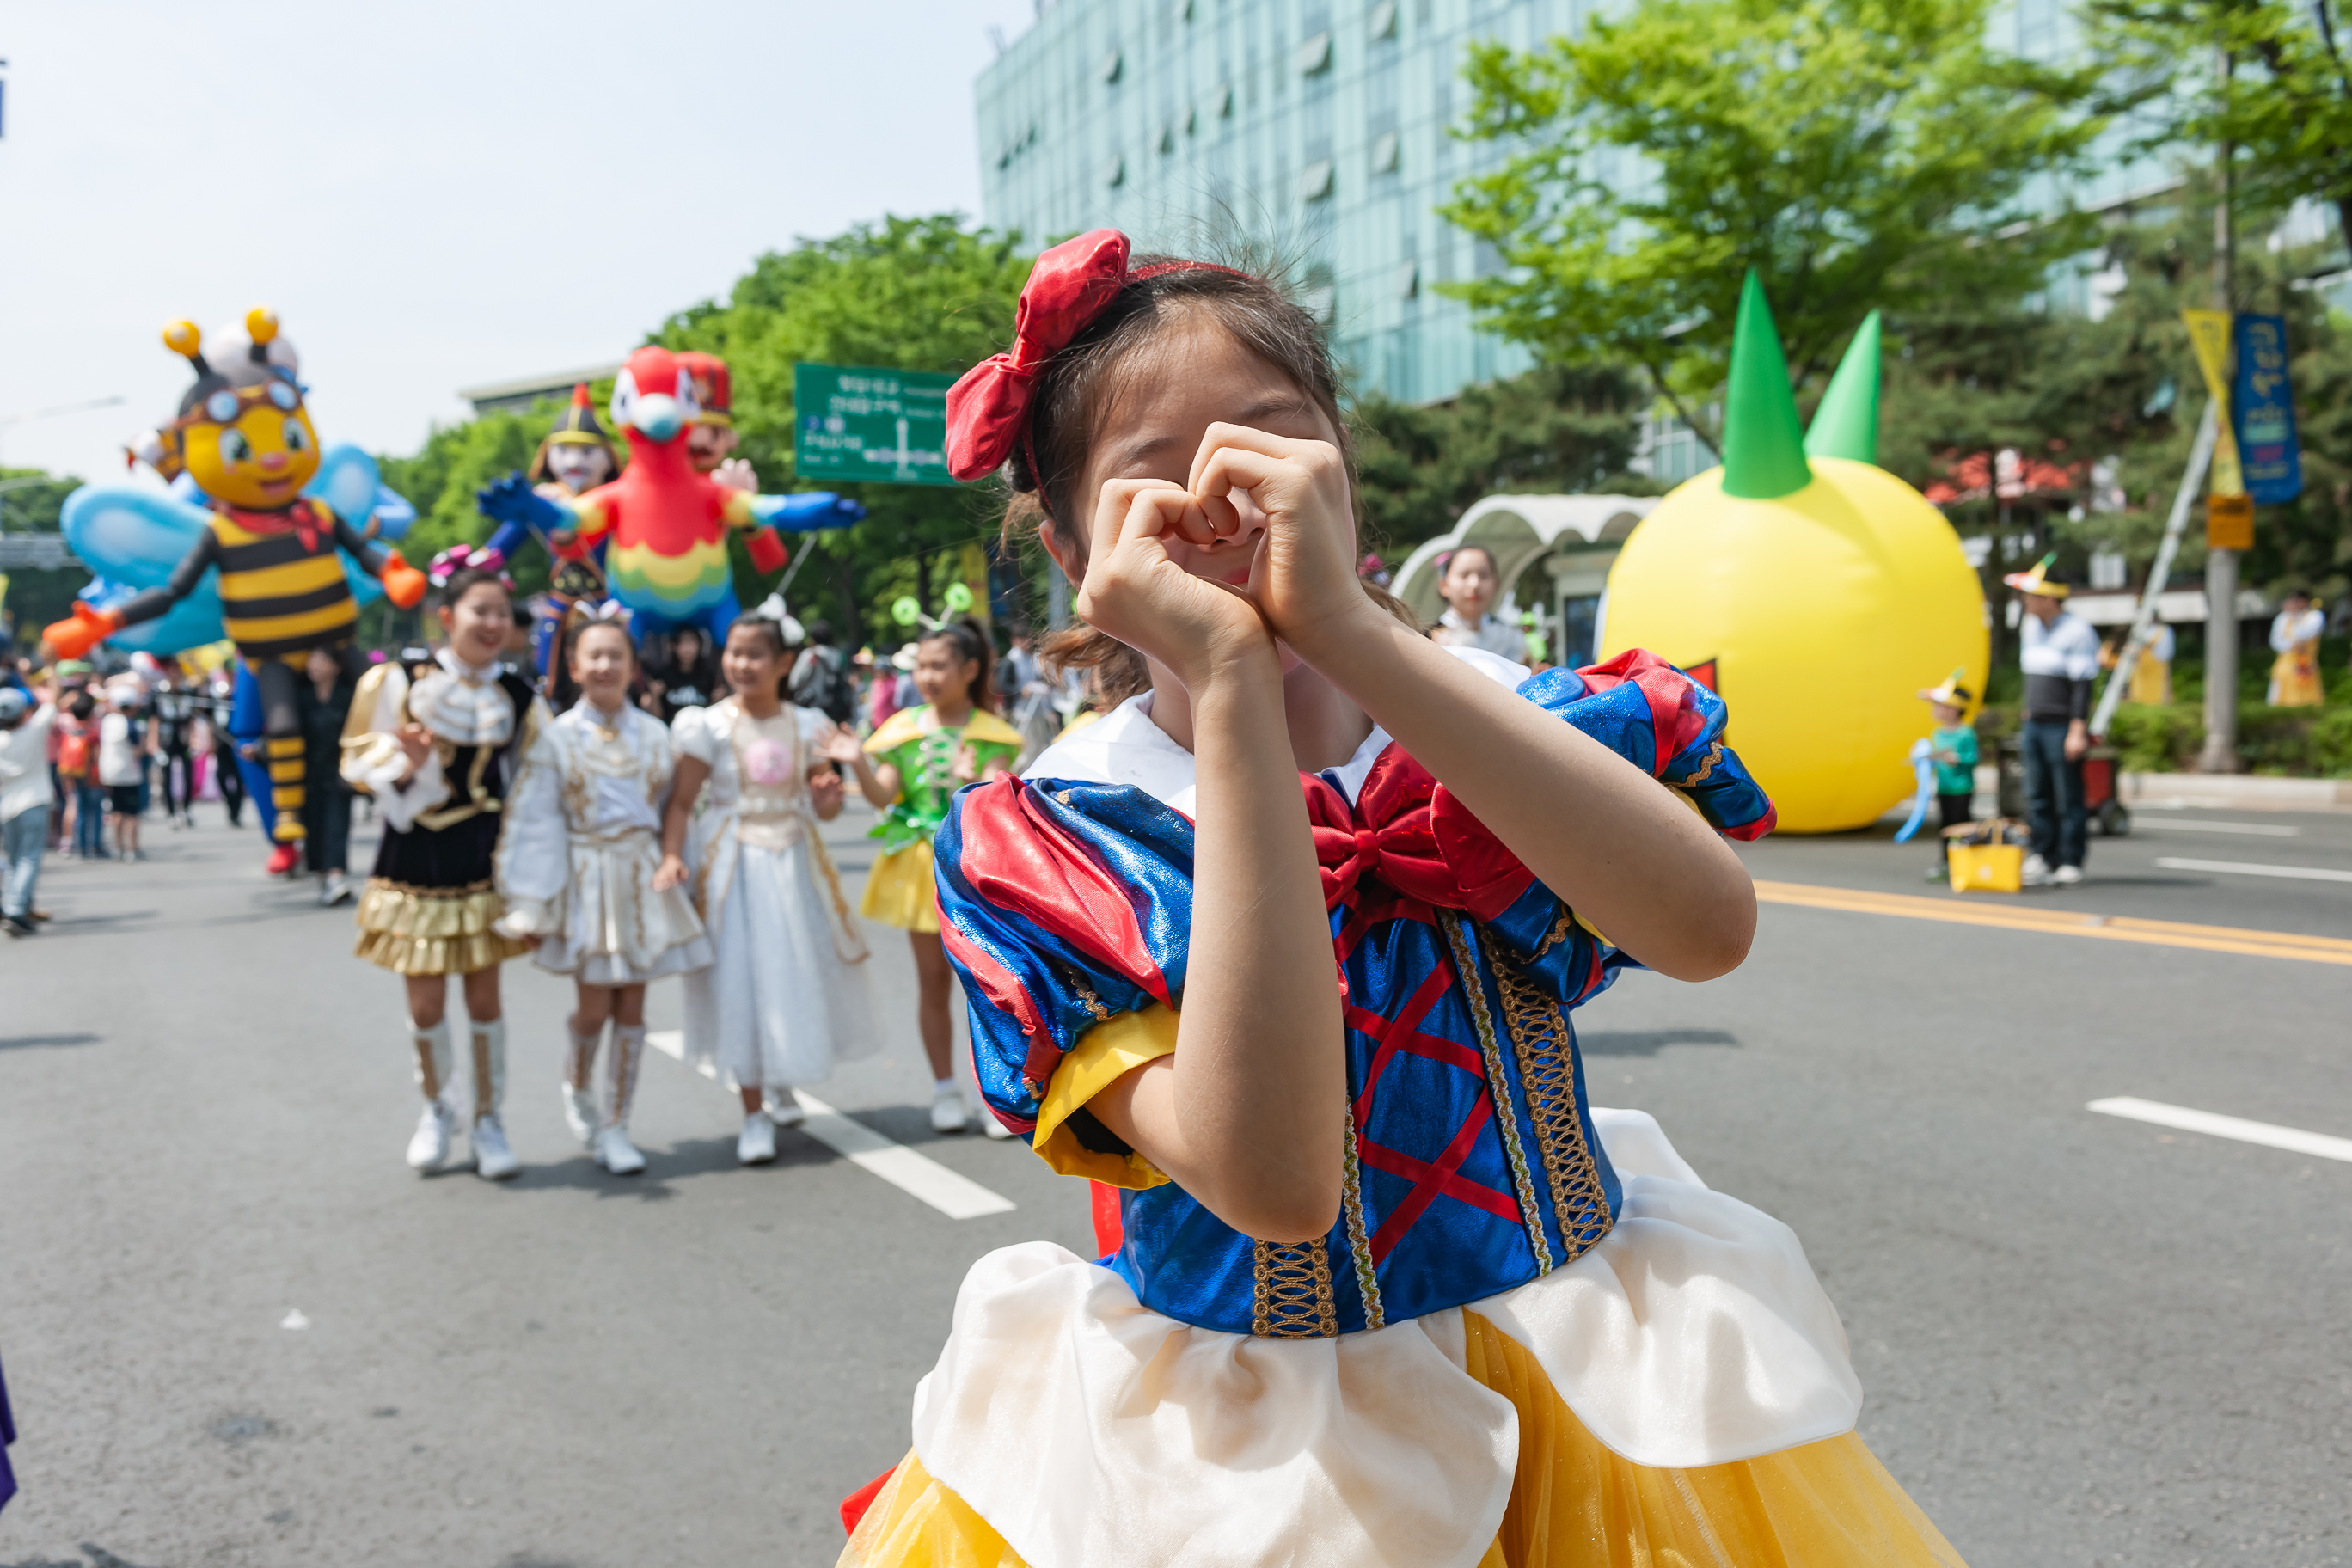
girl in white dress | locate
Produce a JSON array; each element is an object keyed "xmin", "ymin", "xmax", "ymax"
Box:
[
  {"xmin": 658, "ymin": 605, "xmax": 875, "ymax": 1166},
  {"xmin": 493, "ymin": 611, "xmax": 713, "ymax": 1174}
]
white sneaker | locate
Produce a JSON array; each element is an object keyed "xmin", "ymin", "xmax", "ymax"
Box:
[
  {"xmin": 981, "ymin": 1109, "xmax": 1015, "ymax": 1140},
  {"xmin": 406, "ymin": 1099, "xmax": 456, "ymax": 1171},
  {"xmin": 593, "ymin": 1124, "xmax": 646, "ymax": 1175},
  {"xmin": 560, "ymin": 1082, "xmax": 600, "ymax": 1147},
  {"xmin": 930, "ymin": 1086, "xmax": 972, "ymax": 1135},
  {"xmin": 2053, "ymin": 864, "xmax": 2084, "ymax": 885},
  {"xmin": 2020, "ymin": 854, "xmax": 2054, "ymax": 887},
  {"xmin": 763, "ymin": 1088, "xmax": 805, "ymax": 1130},
  {"xmin": 472, "ymin": 1114, "xmax": 521, "ymax": 1180},
  {"xmin": 321, "ymin": 872, "xmax": 352, "ymax": 907},
  {"xmin": 738, "ymin": 1111, "xmax": 778, "ymax": 1166}
]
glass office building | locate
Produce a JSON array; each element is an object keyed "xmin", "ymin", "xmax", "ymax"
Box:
[{"xmin": 973, "ymin": 0, "xmax": 2104, "ymax": 420}]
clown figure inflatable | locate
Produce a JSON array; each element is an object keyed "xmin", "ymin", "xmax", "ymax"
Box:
[
  {"xmin": 477, "ymin": 345, "xmax": 865, "ymax": 644},
  {"xmin": 1601, "ymin": 276, "xmax": 1987, "ymax": 833},
  {"xmin": 44, "ymin": 310, "xmax": 428, "ymax": 870}
]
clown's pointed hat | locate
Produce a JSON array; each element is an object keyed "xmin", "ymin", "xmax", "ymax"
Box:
[{"xmin": 529, "ymin": 383, "xmax": 619, "ymax": 484}]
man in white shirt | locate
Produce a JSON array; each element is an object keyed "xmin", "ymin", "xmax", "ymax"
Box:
[
  {"xmin": 2005, "ymin": 554, "xmax": 2101, "ymax": 886},
  {"xmin": 0, "ymin": 685, "xmax": 56, "ymax": 934}
]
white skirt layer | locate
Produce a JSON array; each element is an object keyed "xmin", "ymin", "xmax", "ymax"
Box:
[
  {"xmin": 910, "ymin": 1108, "xmax": 1864, "ymax": 1568},
  {"xmin": 683, "ymin": 838, "xmax": 877, "ymax": 1089},
  {"xmin": 530, "ymin": 837, "xmax": 714, "ymax": 986}
]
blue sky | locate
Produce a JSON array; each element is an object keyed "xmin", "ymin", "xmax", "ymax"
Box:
[{"xmin": 0, "ymin": 1, "xmax": 1038, "ymax": 487}]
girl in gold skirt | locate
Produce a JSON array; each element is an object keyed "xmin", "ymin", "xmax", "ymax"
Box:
[
  {"xmin": 341, "ymin": 556, "xmax": 546, "ymax": 1179},
  {"xmin": 833, "ymin": 620, "xmax": 1021, "ymax": 1134}
]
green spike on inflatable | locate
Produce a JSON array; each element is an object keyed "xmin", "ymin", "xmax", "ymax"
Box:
[
  {"xmin": 1804, "ymin": 310, "xmax": 1882, "ymax": 464},
  {"xmin": 1718, "ymin": 270, "xmax": 1814, "ymax": 500}
]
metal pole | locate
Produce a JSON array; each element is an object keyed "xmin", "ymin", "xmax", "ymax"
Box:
[
  {"xmin": 2197, "ymin": 46, "xmax": 2240, "ymax": 774},
  {"xmin": 2091, "ymin": 399, "xmax": 2217, "ymax": 738}
]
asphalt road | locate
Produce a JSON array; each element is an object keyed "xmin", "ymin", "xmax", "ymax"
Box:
[{"xmin": 2, "ymin": 791, "xmax": 2346, "ymax": 1568}]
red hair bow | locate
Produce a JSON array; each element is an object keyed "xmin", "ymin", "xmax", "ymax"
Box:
[{"xmin": 945, "ymin": 230, "xmax": 1133, "ymax": 482}]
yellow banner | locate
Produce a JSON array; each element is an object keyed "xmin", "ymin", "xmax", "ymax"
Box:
[
  {"xmin": 2181, "ymin": 309, "xmax": 2245, "ymax": 497},
  {"xmin": 0, "ymin": 572, "xmax": 10, "ymax": 613}
]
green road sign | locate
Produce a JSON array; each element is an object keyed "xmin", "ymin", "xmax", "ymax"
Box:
[{"xmin": 793, "ymin": 363, "xmax": 959, "ymax": 487}]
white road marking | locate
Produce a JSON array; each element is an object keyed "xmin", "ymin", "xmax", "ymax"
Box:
[
  {"xmin": 645, "ymin": 1031, "xmax": 1016, "ymax": 1219},
  {"xmin": 2132, "ymin": 818, "xmax": 2300, "ymax": 836},
  {"xmin": 2089, "ymin": 1097, "xmax": 2352, "ymax": 1164},
  {"xmin": 2153, "ymin": 856, "xmax": 2352, "ymax": 883}
]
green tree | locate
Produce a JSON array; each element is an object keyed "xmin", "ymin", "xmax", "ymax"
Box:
[
  {"xmin": 0, "ymin": 467, "xmax": 89, "ymax": 641},
  {"xmin": 2091, "ymin": 0, "xmax": 2352, "ymax": 255},
  {"xmin": 377, "ymin": 405, "xmax": 565, "ymax": 597},
  {"xmin": 1350, "ymin": 362, "xmax": 1651, "ymax": 558},
  {"xmin": 1441, "ymin": 0, "xmax": 2104, "ymax": 450},
  {"xmin": 655, "ymin": 214, "xmax": 1030, "ymax": 646}
]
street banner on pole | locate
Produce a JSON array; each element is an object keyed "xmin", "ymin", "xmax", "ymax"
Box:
[
  {"xmin": 2181, "ymin": 309, "xmax": 2250, "ymax": 547},
  {"xmin": 2230, "ymin": 313, "xmax": 2301, "ymax": 505},
  {"xmin": 793, "ymin": 364, "xmax": 959, "ymax": 487}
]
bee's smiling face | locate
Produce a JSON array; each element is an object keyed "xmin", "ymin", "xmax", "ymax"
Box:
[{"xmin": 185, "ymin": 398, "xmax": 322, "ymax": 510}]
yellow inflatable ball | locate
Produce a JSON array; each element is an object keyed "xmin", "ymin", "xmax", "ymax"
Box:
[{"xmin": 1602, "ymin": 281, "xmax": 1986, "ymax": 834}]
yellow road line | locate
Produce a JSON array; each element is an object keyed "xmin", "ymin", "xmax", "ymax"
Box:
[{"xmin": 1753, "ymin": 880, "xmax": 2352, "ymax": 967}]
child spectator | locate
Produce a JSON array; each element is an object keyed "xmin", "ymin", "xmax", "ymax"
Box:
[{"xmin": 1918, "ymin": 669, "xmax": 1980, "ymax": 882}]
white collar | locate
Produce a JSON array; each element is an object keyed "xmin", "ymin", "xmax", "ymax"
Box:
[
  {"xmin": 436, "ymin": 646, "xmax": 503, "ymax": 685},
  {"xmin": 1437, "ymin": 606, "xmax": 1491, "ymax": 632}
]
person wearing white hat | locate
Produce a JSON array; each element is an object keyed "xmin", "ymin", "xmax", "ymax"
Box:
[{"xmin": 2005, "ymin": 554, "xmax": 2099, "ymax": 886}]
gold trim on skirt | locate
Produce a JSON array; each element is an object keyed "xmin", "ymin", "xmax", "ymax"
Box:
[
  {"xmin": 353, "ymin": 879, "xmax": 532, "ymax": 977},
  {"xmin": 859, "ymin": 841, "xmax": 940, "ymax": 934},
  {"xmin": 839, "ymin": 1309, "xmax": 1968, "ymax": 1567}
]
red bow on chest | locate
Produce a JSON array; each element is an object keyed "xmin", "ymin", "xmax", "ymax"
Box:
[
  {"xmin": 224, "ymin": 499, "xmax": 326, "ymax": 553},
  {"xmin": 1302, "ymin": 748, "xmax": 1534, "ymax": 932}
]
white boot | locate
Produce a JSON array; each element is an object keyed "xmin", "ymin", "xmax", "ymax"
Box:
[
  {"xmin": 593, "ymin": 1024, "xmax": 648, "ymax": 1174},
  {"xmin": 472, "ymin": 1114, "xmax": 521, "ymax": 1180},
  {"xmin": 405, "ymin": 1021, "xmax": 456, "ymax": 1170},
  {"xmin": 469, "ymin": 1020, "xmax": 519, "ymax": 1179},
  {"xmin": 560, "ymin": 1015, "xmax": 603, "ymax": 1148},
  {"xmin": 930, "ymin": 1078, "xmax": 972, "ymax": 1135},
  {"xmin": 738, "ymin": 1110, "xmax": 778, "ymax": 1166},
  {"xmin": 406, "ymin": 1099, "xmax": 456, "ymax": 1171}
]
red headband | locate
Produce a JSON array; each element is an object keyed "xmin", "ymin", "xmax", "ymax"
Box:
[{"xmin": 943, "ymin": 229, "xmax": 1247, "ymax": 486}]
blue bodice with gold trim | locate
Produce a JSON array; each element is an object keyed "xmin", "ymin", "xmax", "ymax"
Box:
[{"xmin": 935, "ymin": 654, "xmax": 1773, "ymax": 1339}]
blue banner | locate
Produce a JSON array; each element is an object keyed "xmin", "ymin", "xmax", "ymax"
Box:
[{"xmin": 2232, "ymin": 313, "xmax": 2302, "ymax": 505}]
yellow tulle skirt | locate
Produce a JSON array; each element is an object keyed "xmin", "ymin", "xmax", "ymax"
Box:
[
  {"xmin": 860, "ymin": 842, "xmax": 940, "ymax": 934},
  {"xmin": 840, "ymin": 1310, "xmax": 1967, "ymax": 1568}
]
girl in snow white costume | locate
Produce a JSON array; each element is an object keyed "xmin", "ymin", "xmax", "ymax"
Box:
[
  {"xmin": 836, "ymin": 231, "xmax": 1966, "ymax": 1566},
  {"xmin": 659, "ymin": 599, "xmax": 876, "ymax": 1167}
]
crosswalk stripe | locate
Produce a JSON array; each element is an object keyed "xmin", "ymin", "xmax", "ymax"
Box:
[
  {"xmin": 1752, "ymin": 880, "xmax": 2352, "ymax": 967},
  {"xmin": 2088, "ymin": 1098, "xmax": 2352, "ymax": 1164},
  {"xmin": 645, "ymin": 1030, "xmax": 1017, "ymax": 1220}
]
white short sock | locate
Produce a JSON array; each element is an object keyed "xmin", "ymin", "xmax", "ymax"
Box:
[{"xmin": 934, "ymin": 1076, "xmax": 960, "ymax": 1096}]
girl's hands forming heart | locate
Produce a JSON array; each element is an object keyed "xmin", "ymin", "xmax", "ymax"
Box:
[
  {"xmin": 1074, "ymin": 478, "xmax": 1277, "ymax": 691},
  {"xmin": 1185, "ymin": 425, "xmax": 1370, "ymax": 658}
]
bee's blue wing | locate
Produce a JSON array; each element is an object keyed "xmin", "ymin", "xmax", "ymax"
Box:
[
  {"xmin": 306, "ymin": 444, "xmax": 380, "ymax": 528},
  {"xmin": 61, "ymin": 486, "xmax": 227, "ymax": 652}
]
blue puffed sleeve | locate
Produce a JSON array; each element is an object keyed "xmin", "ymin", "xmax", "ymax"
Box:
[
  {"xmin": 1478, "ymin": 648, "xmax": 1776, "ymax": 999},
  {"xmin": 934, "ymin": 776, "xmax": 1197, "ymax": 1137},
  {"xmin": 1518, "ymin": 649, "xmax": 1777, "ymax": 839}
]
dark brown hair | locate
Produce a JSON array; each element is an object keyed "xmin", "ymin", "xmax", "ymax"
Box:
[
  {"xmin": 995, "ymin": 254, "xmax": 1415, "ymax": 706},
  {"xmin": 919, "ymin": 617, "xmax": 996, "ymax": 714},
  {"xmin": 724, "ymin": 611, "xmax": 793, "ymax": 701},
  {"xmin": 432, "ymin": 567, "xmax": 511, "ymax": 612}
]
